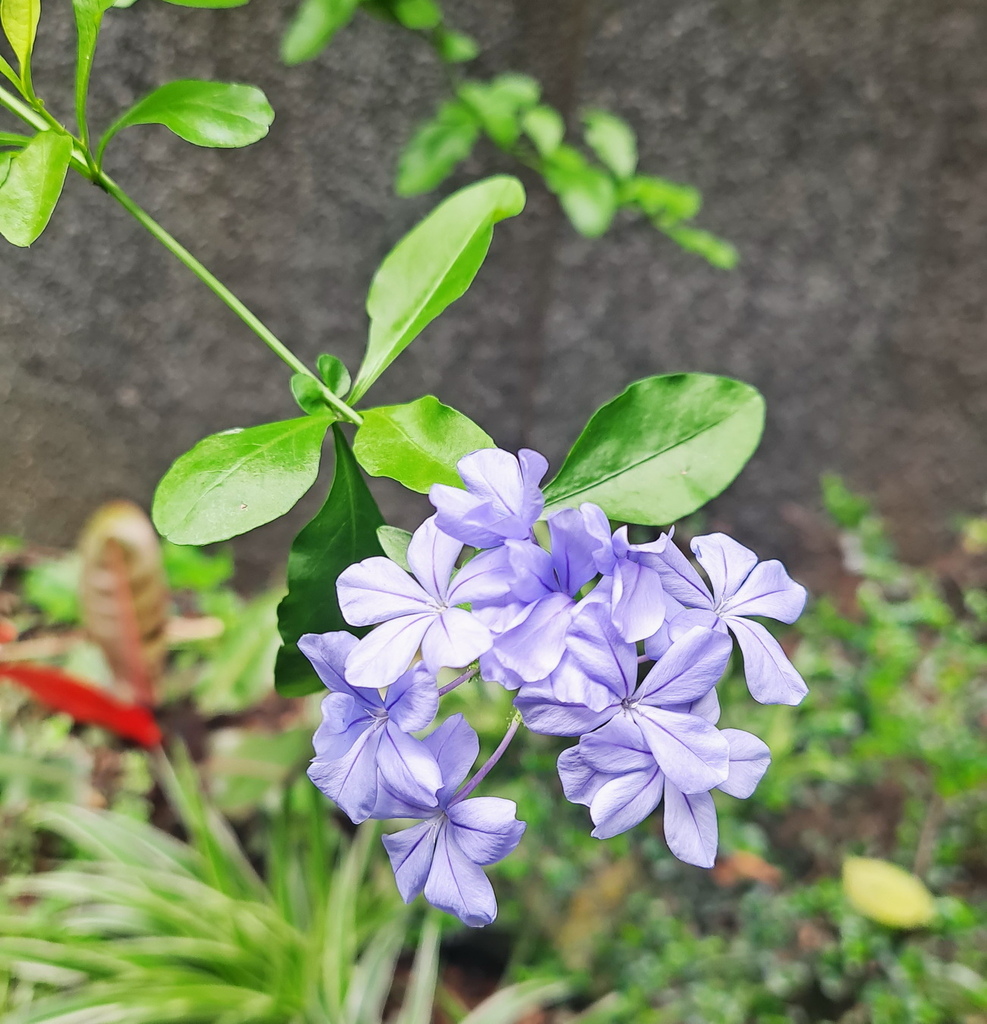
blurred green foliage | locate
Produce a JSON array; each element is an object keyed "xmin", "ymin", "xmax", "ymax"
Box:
[
  {"xmin": 280, "ymin": 0, "xmax": 737, "ymax": 266},
  {"xmin": 456, "ymin": 482, "xmax": 987, "ymax": 1021},
  {"xmin": 0, "ymin": 751, "xmax": 565, "ymax": 1022},
  {"xmin": 2, "ymin": 483, "xmax": 986, "ymax": 1021}
]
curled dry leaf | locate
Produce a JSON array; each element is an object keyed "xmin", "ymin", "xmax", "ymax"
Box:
[
  {"xmin": 78, "ymin": 501, "xmax": 169, "ymax": 706},
  {"xmin": 711, "ymin": 850, "xmax": 782, "ymax": 888}
]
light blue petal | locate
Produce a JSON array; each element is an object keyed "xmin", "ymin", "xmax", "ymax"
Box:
[
  {"xmin": 383, "ymin": 820, "xmax": 439, "ymax": 903},
  {"xmin": 690, "ymin": 533, "xmax": 758, "ymax": 607},
  {"xmin": 424, "ymin": 824, "xmax": 498, "ymax": 927},
  {"xmin": 637, "ymin": 627, "xmax": 731, "ymax": 706},
  {"xmin": 307, "ymin": 725, "xmax": 382, "ymax": 824},
  {"xmin": 634, "ymin": 706, "xmax": 729, "ymax": 794},
  {"xmin": 447, "ymin": 797, "xmax": 525, "ymax": 865},
  {"xmin": 424, "ymin": 714, "xmax": 479, "ymax": 801},
  {"xmin": 663, "ymin": 784, "xmax": 718, "ymax": 867},
  {"xmin": 718, "ymin": 728, "xmax": 771, "ymax": 798},
  {"xmin": 727, "ymin": 616, "xmax": 808, "ymax": 706},
  {"xmin": 337, "ymin": 557, "xmax": 435, "ymax": 626},
  {"xmin": 378, "ymin": 725, "xmax": 442, "ymax": 810},
  {"xmin": 385, "ymin": 663, "xmax": 439, "ymax": 732},
  {"xmin": 406, "ymin": 515, "xmax": 463, "ymax": 603},
  {"xmin": 589, "ymin": 766, "xmax": 664, "ymax": 839}
]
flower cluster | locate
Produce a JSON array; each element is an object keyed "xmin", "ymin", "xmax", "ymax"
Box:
[{"xmin": 302, "ymin": 447, "xmax": 807, "ymax": 926}]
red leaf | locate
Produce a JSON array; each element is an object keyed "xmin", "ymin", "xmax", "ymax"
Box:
[{"xmin": 0, "ymin": 662, "xmax": 162, "ymax": 748}]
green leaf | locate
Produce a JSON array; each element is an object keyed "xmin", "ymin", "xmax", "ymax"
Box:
[
  {"xmin": 521, "ymin": 104, "xmax": 564, "ymax": 158},
  {"xmin": 162, "ymin": 540, "xmax": 233, "ymax": 592},
  {"xmin": 622, "ymin": 174, "xmax": 701, "ymax": 222},
  {"xmin": 280, "ymin": 0, "xmax": 359, "ymax": 66},
  {"xmin": 23, "ymin": 553, "xmax": 81, "ymax": 624},
  {"xmin": 0, "ymin": 151, "xmax": 12, "ymax": 186},
  {"xmin": 457, "ymin": 74, "xmax": 540, "ymax": 148},
  {"xmin": 152, "ymin": 416, "xmax": 332, "ymax": 545},
  {"xmin": 99, "ymin": 79, "xmax": 274, "ymax": 158},
  {"xmin": 360, "ymin": 0, "xmax": 398, "ymax": 20},
  {"xmin": 275, "ymin": 426, "xmax": 385, "ymax": 697},
  {"xmin": 661, "ymin": 223, "xmax": 739, "ymax": 269},
  {"xmin": 0, "ymin": 130, "xmax": 73, "ymax": 247},
  {"xmin": 353, "ymin": 395, "xmax": 493, "ymax": 493},
  {"xmin": 582, "ymin": 109, "xmax": 637, "ymax": 179},
  {"xmin": 461, "ymin": 980, "xmax": 572, "ymax": 1024},
  {"xmin": 543, "ymin": 373, "xmax": 765, "ymax": 525},
  {"xmin": 72, "ymin": 0, "xmax": 116, "ymax": 143},
  {"xmin": 350, "ymin": 175, "xmax": 525, "ymax": 403},
  {"xmin": 1, "ymin": 0, "xmax": 40, "ymax": 73},
  {"xmin": 194, "ymin": 590, "xmax": 281, "ymax": 715},
  {"xmin": 390, "ymin": 0, "xmax": 439, "ymax": 29},
  {"xmin": 434, "ymin": 27, "xmax": 478, "ymax": 63},
  {"xmin": 290, "ymin": 373, "xmax": 328, "ymax": 415},
  {"xmin": 395, "ymin": 915, "xmax": 441, "ymax": 1024},
  {"xmin": 396, "ymin": 99, "xmax": 479, "ymax": 197},
  {"xmin": 544, "ymin": 146, "xmax": 617, "ymax": 237},
  {"xmin": 317, "ymin": 353, "xmax": 351, "ymax": 396},
  {"xmin": 376, "ymin": 525, "xmax": 411, "ymax": 571},
  {"xmin": 159, "ymin": 0, "xmax": 250, "ymax": 7},
  {"xmin": 821, "ymin": 474, "xmax": 872, "ymax": 529}
]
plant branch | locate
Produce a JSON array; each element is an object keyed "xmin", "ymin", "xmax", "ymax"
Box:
[
  {"xmin": 0, "ymin": 82, "xmax": 50, "ymax": 132},
  {"xmin": 96, "ymin": 172, "xmax": 363, "ymax": 423},
  {"xmin": 0, "ymin": 55, "xmax": 20, "ymax": 90},
  {"xmin": 0, "ymin": 85, "xmax": 363, "ymax": 426},
  {"xmin": 450, "ymin": 713, "xmax": 522, "ymax": 804},
  {"xmin": 437, "ymin": 668, "xmax": 476, "ymax": 697}
]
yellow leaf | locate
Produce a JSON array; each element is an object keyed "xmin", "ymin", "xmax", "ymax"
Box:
[
  {"xmin": 842, "ymin": 856, "xmax": 936, "ymax": 929},
  {"xmin": 1, "ymin": 0, "xmax": 41, "ymax": 72}
]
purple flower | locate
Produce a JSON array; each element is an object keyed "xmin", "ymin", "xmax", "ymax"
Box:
[
  {"xmin": 336, "ymin": 516, "xmax": 511, "ymax": 689},
  {"xmin": 474, "ymin": 510, "xmax": 596, "ymax": 686},
  {"xmin": 474, "ymin": 506, "xmax": 614, "ymax": 688},
  {"xmin": 378, "ymin": 715, "xmax": 526, "ymax": 927},
  {"xmin": 477, "ymin": 592, "xmax": 577, "ymax": 689},
  {"xmin": 521, "ymin": 604, "xmax": 732, "ymax": 795},
  {"xmin": 429, "ymin": 448, "xmax": 548, "ymax": 549},
  {"xmin": 557, "ymin": 689, "xmax": 770, "ymax": 866},
  {"xmin": 510, "ymin": 599, "xmax": 637, "ymax": 732},
  {"xmin": 578, "ymin": 503, "xmax": 670, "ymax": 643},
  {"xmin": 300, "ymin": 632, "xmax": 442, "ymax": 824},
  {"xmin": 653, "ymin": 533, "xmax": 808, "ymax": 706}
]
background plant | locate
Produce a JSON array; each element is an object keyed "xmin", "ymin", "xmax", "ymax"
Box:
[
  {"xmin": 2, "ymin": 487, "xmax": 986, "ymax": 1020},
  {"xmin": 0, "ymin": 748, "xmax": 567, "ymax": 1023},
  {"xmin": 481, "ymin": 487, "xmax": 987, "ymax": 1022},
  {"xmin": 279, "ymin": 0, "xmax": 738, "ymax": 267}
]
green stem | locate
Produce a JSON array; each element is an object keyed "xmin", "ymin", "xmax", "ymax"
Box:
[
  {"xmin": 0, "ymin": 84, "xmax": 362, "ymax": 425},
  {"xmin": 0, "ymin": 84, "xmax": 92, "ymax": 176},
  {"xmin": 96, "ymin": 172, "xmax": 363, "ymax": 425},
  {"xmin": 0, "ymin": 56, "xmax": 20, "ymax": 90},
  {"xmin": 0, "ymin": 131, "xmax": 31, "ymax": 146},
  {"xmin": 0, "ymin": 82, "xmax": 49, "ymax": 132}
]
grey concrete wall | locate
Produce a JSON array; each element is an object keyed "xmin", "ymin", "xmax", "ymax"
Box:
[{"xmin": 2, "ymin": 0, "xmax": 985, "ymax": 583}]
